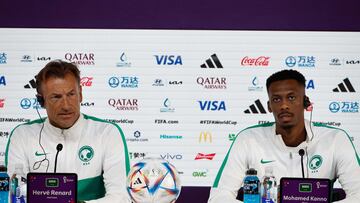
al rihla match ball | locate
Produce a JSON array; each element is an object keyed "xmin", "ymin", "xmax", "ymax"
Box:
[{"xmin": 127, "ymin": 157, "xmax": 181, "ymax": 203}]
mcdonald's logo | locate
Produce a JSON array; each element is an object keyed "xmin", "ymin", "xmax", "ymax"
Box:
[{"xmin": 199, "ymin": 131, "xmax": 212, "ymax": 143}]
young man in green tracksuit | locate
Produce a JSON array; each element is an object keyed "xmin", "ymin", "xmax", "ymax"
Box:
[{"xmin": 208, "ymin": 69, "xmax": 360, "ymax": 203}]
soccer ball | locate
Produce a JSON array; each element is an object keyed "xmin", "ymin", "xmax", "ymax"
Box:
[{"xmin": 127, "ymin": 157, "xmax": 181, "ymax": 203}]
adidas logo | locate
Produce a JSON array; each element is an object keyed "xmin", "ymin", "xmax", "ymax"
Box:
[
  {"xmin": 333, "ymin": 78, "xmax": 356, "ymax": 92},
  {"xmin": 200, "ymin": 54, "xmax": 223, "ymax": 68},
  {"xmin": 244, "ymin": 99, "xmax": 267, "ymax": 114},
  {"xmin": 24, "ymin": 77, "xmax": 37, "ymax": 89},
  {"xmin": 133, "ymin": 177, "xmax": 142, "ymax": 185}
]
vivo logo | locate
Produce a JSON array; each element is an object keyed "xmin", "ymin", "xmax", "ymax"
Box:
[
  {"xmin": 198, "ymin": 101, "xmax": 226, "ymax": 111},
  {"xmin": 160, "ymin": 153, "xmax": 183, "ymax": 160},
  {"xmin": 155, "ymin": 55, "xmax": 182, "ymax": 65}
]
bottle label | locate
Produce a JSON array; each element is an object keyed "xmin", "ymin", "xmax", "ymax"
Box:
[
  {"xmin": 261, "ymin": 197, "xmax": 274, "ymax": 203},
  {"xmin": 244, "ymin": 179, "xmax": 260, "ymax": 194},
  {"xmin": 0, "ymin": 177, "xmax": 9, "ymax": 191},
  {"xmin": 244, "ymin": 194, "xmax": 261, "ymax": 203},
  {"xmin": 244, "ymin": 177, "xmax": 260, "ymax": 203},
  {"xmin": 15, "ymin": 186, "xmax": 26, "ymax": 203}
]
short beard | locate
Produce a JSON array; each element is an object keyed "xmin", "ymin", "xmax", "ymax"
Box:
[{"xmin": 279, "ymin": 122, "xmax": 294, "ymax": 130}]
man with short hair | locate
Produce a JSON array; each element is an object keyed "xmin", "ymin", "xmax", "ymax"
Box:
[
  {"xmin": 6, "ymin": 60, "xmax": 131, "ymax": 203},
  {"xmin": 208, "ymin": 69, "xmax": 360, "ymax": 202}
]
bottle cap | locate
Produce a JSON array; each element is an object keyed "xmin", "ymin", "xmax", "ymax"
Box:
[
  {"xmin": 0, "ymin": 161, "xmax": 6, "ymax": 172},
  {"xmin": 246, "ymin": 168, "xmax": 257, "ymax": 175}
]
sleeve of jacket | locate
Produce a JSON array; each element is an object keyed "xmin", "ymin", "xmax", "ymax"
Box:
[
  {"xmin": 208, "ymin": 131, "xmax": 250, "ymax": 203},
  {"xmin": 5, "ymin": 125, "xmax": 31, "ymax": 176},
  {"xmin": 86, "ymin": 123, "xmax": 131, "ymax": 203},
  {"xmin": 334, "ymin": 129, "xmax": 360, "ymax": 203}
]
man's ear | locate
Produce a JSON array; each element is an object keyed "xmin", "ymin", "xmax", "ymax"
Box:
[
  {"xmin": 79, "ymin": 85, "xmax": 83, "ymax": 103},
  {"xmin": 267, "ymin": 101, "xmax": 272, "ymax": 113}
]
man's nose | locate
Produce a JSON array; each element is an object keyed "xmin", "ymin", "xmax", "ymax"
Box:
[
  {"xmin": 61, "ymin": 96, "xmax": 71, "ymax": 109},
  {"xmin": 280, "ymin": 100, "xmax": 290, "ymax": 110}
]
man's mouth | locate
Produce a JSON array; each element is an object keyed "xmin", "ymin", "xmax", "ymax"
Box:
[
  {"xmin": 58, "ymin": 112, "xmax": 74, "ymax": 117},
  {"xmin": 279, "ymin": 112, "xmax": 293, "ymax": 118}
]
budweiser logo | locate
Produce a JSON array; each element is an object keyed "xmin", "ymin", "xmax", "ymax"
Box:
[
  {"xmin": 80, "ymin": 77, "xmax": 93, "ymax": 87},
  {"xmin": 195, "ymin": 153, "xmax": 216, "ymax": 160},
  {"xmin": 241, "ymin": 56, "xmax": 270, "ymax": 66}
]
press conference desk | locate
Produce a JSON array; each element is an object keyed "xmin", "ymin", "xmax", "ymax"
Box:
[
  {"xmin": 176, "ymin": 186, "xmax": 211, "ymax": 203},
  {"xmin": 174, "ymin": 187, "xmax": 345, "ymax": 203}
]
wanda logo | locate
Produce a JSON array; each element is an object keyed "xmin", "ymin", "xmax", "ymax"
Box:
[
  {"xmin": 80, "ymin": 77, "xmax": 93, "ymax": 87},
  {"xmin": 195, "ymin": 153, "xmax": 216, "ymax": 160},
  {"xmin": 241, "ymin": 56, "xmax": 270, "ymax": 66}
]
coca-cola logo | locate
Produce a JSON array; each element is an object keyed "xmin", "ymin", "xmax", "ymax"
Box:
[
  {"xmin": 241, "ymin": 56, "xmax": 270, "ymax": 66},
  {"xmin": 80, "ymin": 77, "xmax": 93, "ymax": 87},
  {"xmin": 0, "ymin": 99, "xmax": 4, "ymax": 108}
]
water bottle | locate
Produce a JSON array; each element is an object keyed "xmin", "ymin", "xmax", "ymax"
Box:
[
  {"xmin": 10, "ymin": 164, "xmax": 26, "ymax": 203},
  {"xmin": 261, "ymin": 166, "xmax": 277, "ymax": 203},
  {"xmin": 243, "ymin": 168, "xmax": 260, "ymax": 203},
  {"xmin": 0, "ymin": 161, "xmax": 9, "ymax": 203}
]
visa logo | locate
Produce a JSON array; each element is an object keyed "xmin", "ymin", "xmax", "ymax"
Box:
[
  {"xmin": 0, "ymin": 76, "xmax": 5, "ymax": 86},
  {"xmin": 198, "ymin": 100, "xmax": 226, "ymax": 111},
  {"xmin": 306, "ymin": 79, "xmax": 315, "ymax": 89},
  {"xmin": 155, "ymin": 55, "xmax": 182, "ymax": 65}
]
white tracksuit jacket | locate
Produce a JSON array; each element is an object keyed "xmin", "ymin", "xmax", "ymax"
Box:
[
  {"xmin": 208, "ymin": 120, "xmax": 360, "ymax": 203},
  {"xmin": 5, "ymin": 113, "xmax": 131, "ymax": 203}
]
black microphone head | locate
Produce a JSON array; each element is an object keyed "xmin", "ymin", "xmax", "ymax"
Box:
[
  {"xmin": 56, "ymin": 143, "xmax": 63, "ymax": 151},
  {"xmin": 298, "ymin": 149, "xmax": 305, "ymax": 156}
]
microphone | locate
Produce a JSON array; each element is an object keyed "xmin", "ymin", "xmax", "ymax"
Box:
[
  {"xmin": 298, "ymin": 149, "xmax": 305, "ymax": 178},
  {"xmin": 54, "ymin": 143, "xmax": 63, "ymax": 173}
]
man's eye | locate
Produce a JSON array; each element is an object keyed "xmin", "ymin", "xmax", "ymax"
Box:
[
  {"xmin": 288, "ymin": 96, "xmax": 296, "ymax": 100},
  {"xmin": 272, "ymin": 98, "xmax": 280, "ymax": 103}
]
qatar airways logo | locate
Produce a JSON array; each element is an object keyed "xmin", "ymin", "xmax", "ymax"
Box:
[
  {"xmin": 108, "ymin": 98, "xmax": 139, "ymax": 111},
  {"xmin": 241, "ymin": 56, "xmax": 270, "ymax": 66},
  {"xmin": 195, "ymin": 153, "xmax": 216, "ymax": 160},
  {"xmin": 80, "ymin": 77, "xmax": 93, "ymax": 87},
  {"xmin": 65, "ymin": 53, "xmax": 95, "ymax": 65},
  {"xmin": 197, "ymin": 77, "xmax": 226, "ymax": 89}
]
